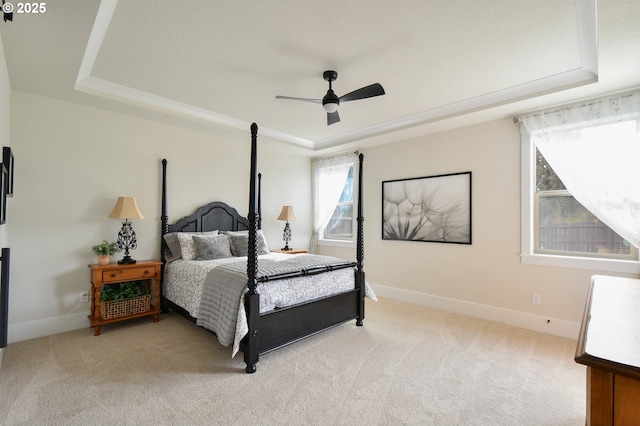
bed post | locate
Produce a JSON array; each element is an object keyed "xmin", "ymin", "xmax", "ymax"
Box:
[
  {"xmin": 244, "ymin": 123, "xmax": 260, "ymax": 373},
  {"xmin": 160, "ymin": 159, "xmax": 169, "ymax": 313},
  {"xmin": 257, "ymin": 173, "xmax": 262, "ymax": 230},
  {"xmin": 355, "ymin": 153, "xmax": 365, "ymax": 326}
]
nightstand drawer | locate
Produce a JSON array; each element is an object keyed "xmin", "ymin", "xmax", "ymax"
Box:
[{"xmin": 102, "ymin": 267, "xmax": 155, "ymax": 283}]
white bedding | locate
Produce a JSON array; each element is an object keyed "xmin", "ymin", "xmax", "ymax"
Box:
[{"xmin": 163, "ymin": 253, "xmax": 376, "ymax": 356}]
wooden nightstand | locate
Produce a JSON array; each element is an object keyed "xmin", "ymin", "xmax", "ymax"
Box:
[
  {"xmin": 272, "ymin": 249, "xmax": 308, "ymax": 254},
  {"xmin": 88, "ymin": 260, "xmax": 162, "ymax": 336}
]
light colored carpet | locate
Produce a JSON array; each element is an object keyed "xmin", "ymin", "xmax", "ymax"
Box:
[{"xmin": 0, "ymin": 297, "xmax": 585, "ymax": 425}]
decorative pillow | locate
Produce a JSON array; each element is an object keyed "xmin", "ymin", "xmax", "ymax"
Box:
[
  {"xmin": 172, "ymin": 230, "xmax": 219, "ymax": 261},
  {"xmin": 162, "ymin": 233, "xmax": 182, "ymax": 262},
  {"xmin": 228, "ymin": 230, "xmax": 270, "ymax": 256},
  {"xmin": 193, "ymin": 234, "xmax": 232, "ymax": 260}
]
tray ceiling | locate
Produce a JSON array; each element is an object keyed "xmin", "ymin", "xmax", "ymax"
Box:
[{"xmin": 2, "ymin": 1, "xmax": 640, "ymax": 152}]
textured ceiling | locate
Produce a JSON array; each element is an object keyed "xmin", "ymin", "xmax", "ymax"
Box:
[{"xmin": 2, "ymin": 0, "xmax": 640, "ymax": 153}]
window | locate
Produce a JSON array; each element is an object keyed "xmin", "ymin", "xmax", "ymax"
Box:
[
  {"xmin": 324, "ymin": 165, "xmax": 354, "ymax": 240},
  {"xmin": 311, "ymin": 152, "xmax": 358, "ymax": 252},
  {"xmin": 519, "ymin": 91, "xmax": 640, "ymax": 273},
  {"xmin": 534, "ymin": 148, "xmax": 636, "ymax": 260}
]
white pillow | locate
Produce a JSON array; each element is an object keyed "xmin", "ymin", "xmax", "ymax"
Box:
[{"xmin": 173, "ymin": 230, "xmax": 219, "ymax": 261}]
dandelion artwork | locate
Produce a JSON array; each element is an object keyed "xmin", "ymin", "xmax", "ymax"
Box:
[{"xmin": 382, "ymin": 172, "xmax": 471, "ymax": 244}]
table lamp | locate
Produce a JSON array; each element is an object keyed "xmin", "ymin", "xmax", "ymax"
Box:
[
  {"xmin": 108, "ymin": 196, "xmax": 144, "ymax": 264},
  {"xmin": 276, "ymin": 205, "xmax": 298, "ymax": 251}
]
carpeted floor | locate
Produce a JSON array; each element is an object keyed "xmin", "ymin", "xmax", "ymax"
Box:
[{"xmin": 0, "ymin": 297, "xmax": 585, "ymax": 425}]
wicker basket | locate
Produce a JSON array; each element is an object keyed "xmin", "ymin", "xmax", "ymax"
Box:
[{"xmin": 100, "ymin": 294, "xmax": 151, "ymax": 320}]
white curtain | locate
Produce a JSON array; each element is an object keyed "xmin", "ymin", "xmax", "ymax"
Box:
[
  {"xmin": 518, "ymin": 91, "xmax": 640, "ymax": 248},
  {"xmin": 310, "ymin": 152, "xmax": 357, "ymax": 253}
]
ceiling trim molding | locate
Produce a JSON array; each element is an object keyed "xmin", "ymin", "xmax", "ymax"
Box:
[
  {"xmin": 75, "ymin": 0, "xmax": 597, "ymax": 151},
  {"xmin": 315, "ymin": 67, "xmax": 597, "ymax": 150},
  {"xmin": 315, "ymin": 0, "xmax": 598, "ymax": 150},
  {"xmin": 75, "ymin": 0, "xmax": 314, "ymax": 149},
  {"xmin": 75, "ymin": 0, "xmax": 118, "ymax": 83},
  {"xmin": 75, "ymin": 76, "xmax": 315, "ymax": 149}
]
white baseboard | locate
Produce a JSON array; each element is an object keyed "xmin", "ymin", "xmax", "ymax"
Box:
[
  {"xmin": 6, "ymin": 286, "xmax": 582, "ymax": 344},
  {"xmin": 7, "ymin": 311, "xmax": 90, "ymax": 344},
  {"xmin": 370, "ymin": 283, "xmax": 581, "ymax": 340}
]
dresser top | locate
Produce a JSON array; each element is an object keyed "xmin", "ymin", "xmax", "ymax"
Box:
[{"xmin": 576, "ymin": 275, "xmax": 640, "ymax": 378}]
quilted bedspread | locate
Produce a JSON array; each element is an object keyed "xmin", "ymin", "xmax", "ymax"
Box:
[{"xmin": 194, "ymin": 254, "xmax": 375, "ymax": 357}]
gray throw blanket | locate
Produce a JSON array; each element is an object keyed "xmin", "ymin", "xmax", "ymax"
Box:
[{"xmin": 196, "ymin": 255, "xmax": 355, "ymax": 346}]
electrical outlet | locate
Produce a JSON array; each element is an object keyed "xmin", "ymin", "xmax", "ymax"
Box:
[
  {"xmin": 531, "ymin": 293, "xmax": 542, "ymax": 306},
  {"xmin": 79, "ymin": 291, "xmax": 89, "ymax": 303}
]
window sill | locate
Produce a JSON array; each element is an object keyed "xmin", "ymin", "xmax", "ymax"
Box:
[
  {"xmin": 317, "ymin": 239, "xmax": 355, "ymax": 249},
  {"xmin": 521, "ymin": 253, "xmax": 640, "ymax": 274}
]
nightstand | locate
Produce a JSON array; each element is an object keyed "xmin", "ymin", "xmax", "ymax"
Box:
[
  {"xmin": 272, "ymin": 249, "xmax": 308, "ymax": 254},
  {"xmin": 88, "ymin": 260, "xmax": 162, "ymax": 336}
]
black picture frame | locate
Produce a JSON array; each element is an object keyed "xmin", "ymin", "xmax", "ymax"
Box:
[
  {"xmin": 0, "ymin": 247, "xmax": 10, "ymax": 349},
  {"xmin": 382, "ymin": 171, "xmax": 472, "ymax": 244},
  {"xmin": 0, "ymin": 163, "xmax": 6, "ymax": 225},
  {"xmin": 2, "ymin": 147, "xmax": 13, "ymax": 197}
]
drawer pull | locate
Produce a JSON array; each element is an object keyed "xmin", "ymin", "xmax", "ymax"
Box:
[
  {"xmin": 111, "ymin": 273, "xmax": 117, "ymax": 278},
  {"xmin": 143, "ymin": 270, "xmax": 149, "ymax": 275}
]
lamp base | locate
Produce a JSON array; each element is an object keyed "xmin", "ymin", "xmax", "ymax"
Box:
[
  {"xmin": 118, "ymin": 256, "xmax": 137, "ymax": 265},
  {"xmin": 281, "ymin": 222, "xmax": 292, "ymax": 252},
  {"xmin": 115, "ymin": 220, "xmax": 138, "ymax": 265},
  {"xmin": 281, "ymin": 246, "xmax": 292, "ymax": 251}
]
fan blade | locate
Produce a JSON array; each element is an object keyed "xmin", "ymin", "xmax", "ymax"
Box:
[
  {"xmin": 339, "ymin": 83, "xmax": 385, "ymax": 102},
  {"xmin": 275, "ymin": 95, "xmax": 322, "ymax": 104},
  {"xmin": 327, "ymin": 111, "xmax": 340, "ymax": 125}
]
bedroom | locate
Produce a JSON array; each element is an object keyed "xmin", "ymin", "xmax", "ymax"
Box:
[{"xmin": 0, "ymin": 0, "xmax": 639, "ymax": 423}]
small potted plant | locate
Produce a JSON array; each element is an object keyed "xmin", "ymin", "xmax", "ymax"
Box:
[{"xmin": 91, "ymin": 240, "xmax": 120, "ymax": 265}]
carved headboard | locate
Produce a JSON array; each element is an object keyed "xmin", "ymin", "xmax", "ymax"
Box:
[
  {"xmin": 160, "ymin": 158, "xmax": 262, "ymax": 261},
  {"xmin": 167, "ymin": 201, "xmax": 250, "ymax": 233}
]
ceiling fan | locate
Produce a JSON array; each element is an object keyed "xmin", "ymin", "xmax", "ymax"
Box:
[{"xmin": 276, "ymin": 70, "xmax": 385, "ymax": 125}]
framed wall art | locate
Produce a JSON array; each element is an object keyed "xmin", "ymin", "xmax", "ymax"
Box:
[
  {"xmin": 0, "ymin": 163, "xmax": 6, "ymax": 225},
  {"xmin": 2, "ymin": 147, "xmax": 13, "ymax": 197},
  {"xmin": 382, "ymin": 171, "xmax": 472, "ymax": 244}
]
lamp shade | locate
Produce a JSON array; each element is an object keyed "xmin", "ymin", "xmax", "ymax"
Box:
[
  {"xmin": 277, "ymin": 205, "xmax": 298, "ymax": 222},
  {"xmin": 108, "ymin": 197, "xmax": 144, "ymax": 220}
]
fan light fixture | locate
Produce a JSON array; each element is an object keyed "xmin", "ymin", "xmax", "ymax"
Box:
[
  {"xmin": 322, "ymin": 88, "xmax": 340, "ymax": 113},
  {"xmin": 276, "ymin": 70, "xmax": 385, "ymax": 126},
  {"xmin": 323, "ymin": 102, "xmax": 339, "ymax": 113}
]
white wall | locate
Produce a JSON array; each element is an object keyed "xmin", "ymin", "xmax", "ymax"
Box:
[
  {"xmin": 321, "ymin": 118, "xmax": 639, "ymax": 338},
  {"xmin": 8, "ymin": 91, "xmax": 312, "ymax": 342},
  {"xmin": 8, "ymin": 83, "xmax": 640, "ymax": 344},
  {"xmin": 0, "ymin": 38, "xmax": 9, "ymax": 247},
  {"xmin": 0, "ymin": 34, "xmax": 11, "ymax": 366}
]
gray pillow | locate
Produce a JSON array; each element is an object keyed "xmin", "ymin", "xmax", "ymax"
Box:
[
  {"xmin": 163, "ymin": 230, "xmax": 218, "ymax": 262},
  {"xmin": 193, "ymin": 234, "xmax": 232, "ymax": 260},
  {"xmin": 228, "ymin": 230, "xmax": 270, "ymax": 256},
  {"xmin": 163, "ymin": 233, "xmax": 182, "ymax": 262}
]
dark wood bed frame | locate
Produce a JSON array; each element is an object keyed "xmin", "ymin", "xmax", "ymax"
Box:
[{"xmin": 160, "ymin": 123, "xmax": 366, "ymax": 373}]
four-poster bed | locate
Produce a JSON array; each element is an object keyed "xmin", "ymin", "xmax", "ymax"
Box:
[{"xmin": 160, "ymin": 123, "xmax": 369, "ymax": 373}]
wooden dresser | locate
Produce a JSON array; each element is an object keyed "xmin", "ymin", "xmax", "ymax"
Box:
[{"xmin": 575, "ymin": 275, "xmax": 640, "ymax": 426}]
